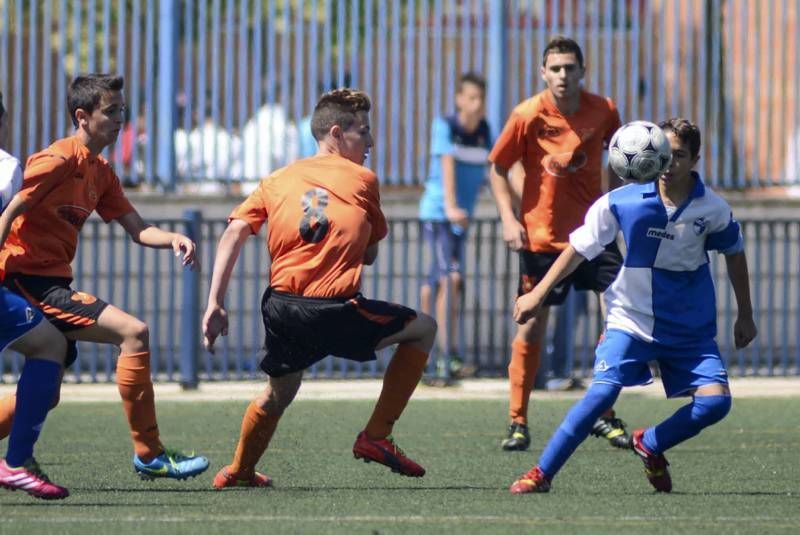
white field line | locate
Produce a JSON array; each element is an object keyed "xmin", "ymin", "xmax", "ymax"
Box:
[{"xmin": 2, "ymin": 514, "xmax": 799, "ymax": 525}]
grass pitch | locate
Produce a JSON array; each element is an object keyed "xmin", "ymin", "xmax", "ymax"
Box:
[{"xmin": 1, "ymin": 395, "xmax": 798, "ymax": 534}]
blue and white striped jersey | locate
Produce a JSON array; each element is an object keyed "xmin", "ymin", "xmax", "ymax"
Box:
[{"xmin": 570, "ymin": 173, "xmax": 743, "ymax": 346}]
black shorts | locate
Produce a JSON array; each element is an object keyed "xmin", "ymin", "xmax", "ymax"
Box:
[
  {"xmin": 517, "ymin": 242, "xmax": 622, "ymax": 306},
  {"xmin": 3, "ymin": 273, "xmax": 110, "ymax": 367},
  {"xmin": 259, "ymin": 288, "xmax": 417, "ymax": 377}
]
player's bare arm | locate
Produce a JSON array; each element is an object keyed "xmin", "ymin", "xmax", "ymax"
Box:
[
  {"xmin": 116, "ymin": 211, "xmax": 197, "ymax": 268},
  {"xmin": 724, "ymin": 250, "xmax": 757, "ymax": 349},
  {"xmin": 202, "ymin": 218, "xmax": 252, "ymax": 352},
  {"xmin": 441, "ymin": 154, "xmax": 467, "ymax": 227},
  {"xmin": 489, "ymin": 162, "xmax": 527, "ymax": 250},
  {"xmin": 514, "ymin": 245, "xmax": 586, "ymax": 324},
  {"xmin": 0, "ymin": 193, "xmax": 27, "ymax": 249}
]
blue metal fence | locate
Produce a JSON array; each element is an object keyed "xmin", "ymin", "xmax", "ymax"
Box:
[
  {"xmin": 2, "ymin": 215, "xmax": 798, "ymax": 383},
  {"xmin": 1, "ymin": 0, "xmax": 798, "ymax": 188}
]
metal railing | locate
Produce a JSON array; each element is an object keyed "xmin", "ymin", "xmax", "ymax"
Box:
[
  {"xmin": 1, "ymin": 0, "xmax": 798, "ymax": 188},
  {"xmin": 2, "ymin": 214, "xmax": 798, "ymax": 383}
]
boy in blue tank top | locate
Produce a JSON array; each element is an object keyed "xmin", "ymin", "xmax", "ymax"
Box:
[{"xmin": 419, "ymin": 73, "xmax": 492, "ymax": 378}]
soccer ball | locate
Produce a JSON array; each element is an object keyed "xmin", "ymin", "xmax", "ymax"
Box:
[{"xmin": 608, "ymin": 121, "xmax": 672, "ymax": 183}]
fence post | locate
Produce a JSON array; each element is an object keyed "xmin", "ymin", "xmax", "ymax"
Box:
[
  {"xmin": 180, "ymin": 209, "xmax": 202, "ymax": 390},
  {"xmin": 157, "ymin": 0, "xmax": 177, "ymax": 190},
  {"xmin": 487, "ymin": 2, "xmax": 508, "ymax": 135}
]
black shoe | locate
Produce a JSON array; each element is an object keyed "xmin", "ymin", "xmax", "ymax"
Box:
[
  {"xmin": 501, "ymin": 422, "xmax": 530, "ymax": 451},
  {"xmin": 591, "ymin": 415, "xmax": 631, "ymax": 449}
]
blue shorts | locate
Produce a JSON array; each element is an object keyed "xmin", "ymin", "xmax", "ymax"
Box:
[
  {"xmin": 421, "ymin": 221, "xmax": 466, "ymax": 287},
  {"xmin": 0, "ymin": 286, "xmax": 44, "ymax": 352},
  {"xmin": 592, "ymin": 329, "xmax": 729, "ymax": 398}
]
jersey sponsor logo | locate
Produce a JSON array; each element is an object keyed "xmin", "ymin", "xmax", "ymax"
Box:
[
  {"xmin": 542, "ymin": 151, "xmax": 588, "ymax": 177},
  {"xmin": 693, "ymin": 217, "xmax": 707, "ymax": 236},
  {"xmin": 646, "ymin": 227, "xmax": 675, "ymax": 241},
  {"xmin": 57, "ymin": 205, "xmax": 91, "ymax": 230},
  {"xmin": 71, "ymin": 292, "xmax": 98, "ymax": 305}
]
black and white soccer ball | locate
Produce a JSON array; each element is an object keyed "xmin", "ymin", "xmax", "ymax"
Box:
[{"xmin": 608, "ymin": 121, "xmax": 672, "ymax": 184}]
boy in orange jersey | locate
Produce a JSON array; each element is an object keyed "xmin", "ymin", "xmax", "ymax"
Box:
[
  {"xmin": 489, "ymin": 37, "xmax": 629, "ymax": 451},
  {"xmin": 0, "ymin": 75, "xmax": 209, "ymax": 480},
  {"xmin": 203, "ymin": 89, "xmax": 437, "ymax": 489}
]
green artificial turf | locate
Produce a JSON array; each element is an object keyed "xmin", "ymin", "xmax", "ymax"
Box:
[{"xmin": 1, "ymin": 396, "xmax": 797, "ymax": 534}]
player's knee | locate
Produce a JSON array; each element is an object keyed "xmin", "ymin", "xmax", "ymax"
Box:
[
  {"xmin": 448, "ymin": 271, "xmax": 463, "ymax": 291},
  {"xmin": 417, "ymin": 312, "xmax": 437, "ymax": 337},
  {"xmin": 124, "ymin": 320, "xmax": 150, "ymax": 350},
  {"xmin": 692, "ymin": 394, "xmax": 731, "ymax": 427}
]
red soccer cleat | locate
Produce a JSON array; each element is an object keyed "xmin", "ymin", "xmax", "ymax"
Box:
[
  {"xmin": 0, "ymin": 458, "xmax": 69, "ymax": 500},
  {"xmin": 631, "ymin": 428, "xmax": 672, "ymax": 492},
  {"xmin": 212, "ymin": 465, "xmax": 273, "ymax": 489},
  {"xmin": 509, "ymin": 465, "xmax": 551, "ymax": 494},
  {"xmin": 352, "ymin": 431, "xmax": 425, "ymax": 477}
]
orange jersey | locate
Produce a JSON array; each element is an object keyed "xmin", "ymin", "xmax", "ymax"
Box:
[
  {"xmin": 489, "ymin": 90, "xmax": 621, "ymax": 253},
  {"xmin": 230, "ymin": 154, "xmax": 388, "ymax": 298},
  {"xmin": 0, "ymin": 136, "xmax": 135, "ymax": 278}
]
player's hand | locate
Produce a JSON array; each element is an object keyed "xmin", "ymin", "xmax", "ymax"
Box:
[
  {"xmin": 733, "ymin": 315, "xmax": 757, "ymax": 349},
  {"xmin": 445, "ymin": 206, "xmax": 469, "ymax": 228},
  {"xmin": 502, "ymin": 219, "xmax": 528, "ymax": 251},
  {"xmin": 202, "ymin": 305, "xmax": 228, "ymax": 354},
  {"xmin": 172, "ymin": 234, "xmax": 198, "ymax": 269},
  {"xmin": 513, "ymin": 289, "xmax": 544, "ymax": 324}
]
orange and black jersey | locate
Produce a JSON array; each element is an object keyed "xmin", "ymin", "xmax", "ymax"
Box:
[
  {"xmin": 230, "ymin": 154, "xmax": 388, "ymax": 298},
  {"xmin": 489, "ymin": 90, "xmax": 621, "ymax": 253},
  {"xmin": 0, "ymin": 136, "xmax": 135, "ymax": 278}
]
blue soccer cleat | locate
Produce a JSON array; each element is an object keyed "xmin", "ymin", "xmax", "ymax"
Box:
[{"xmin": 133, "ymin": 448, "xmax": 210, "ymax": 481}]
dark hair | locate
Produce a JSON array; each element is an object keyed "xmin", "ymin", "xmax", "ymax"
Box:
[
  {"xmin": 67, "ymin": 74, "xmax": 124, "ymax": 127},
  {"xmin": 458, "ymin": 72, "xmax": 486, "ymax": 95},
  {"xmin": 0, "ymin": 91, "xmax": 5, "ymax": 124},
  {"xmin": 659, "ymin": 117, "xmax": 701, "ymax": 159},
  {"xmin": 310, "ymin": 89, "xmax": 371, "ymax": 141},
  {"xmin": 542, "ymin": 36, "xmax": 584, "ymax": 69}
]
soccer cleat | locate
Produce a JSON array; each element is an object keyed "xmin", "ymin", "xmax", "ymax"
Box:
[
  {"xmin": 591, "ymin": 415, "xmax": 632, "ymax": 449},
  {"xmin": 0, "ymin": 458, "xmax": 69, "ymax": 500},
  {"xmin": 631, "ymin": 428, "xmax": 672, "ymax": 492},
  {"xmin": 212, "ymin": 466, "xmax": 272, "ymax": 489},
  {"xmin": 509, "ymin": 465, "xmax": 551, "ymax": 494},
  {"xmin": 501, "ymin": 422, "xmax": 530, "ymax": 451},
  {"xmin": 352, "ymin": 431, "xmax": 425, "ymax": 477},
  {"xmin": 133, "ymin": 448, "xmax": 210, "ymax": 480}
]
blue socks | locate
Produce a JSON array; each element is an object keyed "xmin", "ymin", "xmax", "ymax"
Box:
[
  {"xmin": 642, "ymin": 395, "xmax": 731, "ymax": 454},
  {"xmin": 538, "ymin": 382, "xmax": 621, "ymax": 479},
  {"xmin": 5, "ymin": 359, "xmax": 62, "ymax": 467}
]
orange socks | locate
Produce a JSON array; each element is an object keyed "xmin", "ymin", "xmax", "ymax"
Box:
[
  {"xmin": 508, "ymin": 338, "xmax": 541, "ymax": 424},
  {"xmin": 365, "ymin": 343, "xmax": 429, "ymax": 439},
  {"xmin": 116, "ymin": 352, "xmax": 163, "ymax": 461},
  {"xmin": 229, "ymin": 401, "xmax": 281, "ymax": 477},
  {"xmin": 0, "ymin": 394, "xmax": 16, "ymax": 440}
]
